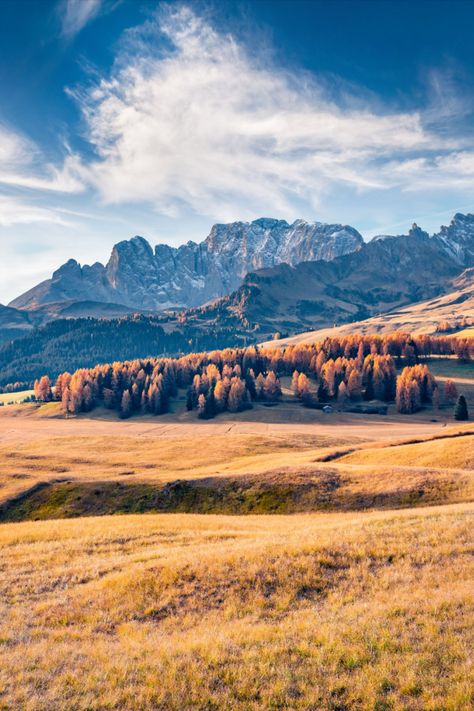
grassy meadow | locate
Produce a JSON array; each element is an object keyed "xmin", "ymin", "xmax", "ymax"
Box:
[
  {"xmin": 0, "ymin": 389, "xmax": 34, "ymax": 405},
  {"xmin": 0, "ymin": 355, "xmax": 472, "ymax": 708},
  {"xmin": 0, "ymin": 504, "xmax": 473, "ymax": 709}
]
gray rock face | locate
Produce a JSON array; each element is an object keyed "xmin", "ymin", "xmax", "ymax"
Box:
[
  {"xmin": 433, "ymin": 213, "xmax": 474, "ymax": 266},
  {"xmin": 11, "ymin": 212, "xmax": 474, "ymax": 316},
  {"xmin": 10, "ymin": 218, "xmax": 364, "ymax": 311},
  {"xmin": 371, "ymin": 215, "xmax": 474, "ymax": 268}
]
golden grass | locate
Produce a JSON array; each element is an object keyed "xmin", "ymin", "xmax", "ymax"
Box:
[
  {"xmin": 455, "ymin": 326, "xmax": 474, "ymax": 338},
  {"xmin": 0, "ymin": 432, "xmax": 355, "ymax": 506},
  {"xmin": 2, "ymin": 422, "xmax": 474, "ymax": 518},
  {"xmin": 341, "ymin": 433, "xmax": 474, "ymax": 469},
  {"xmin": 0, "ymin": 504, "xmax": 472, "ymax": 709},
  {"xmin": 0, "ymin": 389, "xmax": 33, "ymax": 405}
]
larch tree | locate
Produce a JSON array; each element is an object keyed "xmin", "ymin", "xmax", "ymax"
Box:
[
  {"xmin": 120, "ymin": 390, "xmax": 132, "ymax": 419},
  {"xmin": 34, "ymin": 375, "xmax": 52, "ymax": 402},
  {"xmin": 263, "ymin": 371, "xmax": 281, "ymax": 401},
  {"xmin": 297, "ymin": 372, "xmax": 310, "ymax": 399},
  {"xmin": 347, "ymin": 369, "xmax": 362, "ymax": 401},
  {"xmin": 444, "ymin": 379, "xmax": 458, "ymax": 403}
]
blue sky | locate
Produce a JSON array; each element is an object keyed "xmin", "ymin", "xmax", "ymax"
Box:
[{"xmin": 2, "ymin": 0, "xmax": 474, "ymax": 303}]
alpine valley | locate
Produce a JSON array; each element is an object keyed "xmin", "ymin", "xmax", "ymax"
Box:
[{"xmin": 1, "ymin": 213, "xmax": 473, "ymax": 387}]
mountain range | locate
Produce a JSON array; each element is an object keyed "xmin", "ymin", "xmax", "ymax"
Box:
[
  {"xmin": 170, "ymin": 215, "xmax": 474, "ymax": 339},
  {"xmin": 0, "ymin": 213, "xmax": 473, "ymax": 384},
  {"xmin": 9, "ymin": 218, "xmax": 363, "ymax": 314}
]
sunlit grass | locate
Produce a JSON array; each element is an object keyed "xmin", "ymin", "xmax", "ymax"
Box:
[
  {"xmin": 0, "ymin": 432, "xmax": 355, "ymax": 506},
  {"xmin": 0, "ymin": 504, "xmax": 472, "ymax": 709},
  {"xmin": 341, "ymin": 432, "xmax": 474, "ymax": 469},
  {"xmin": 0, "ymin": 389, "xmax": 33, "ymax": 405}
]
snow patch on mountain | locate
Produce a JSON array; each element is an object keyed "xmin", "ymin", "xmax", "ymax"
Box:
[{"xmin": 10, "ymin": 218, "xmax": 364, "ymax": 311}]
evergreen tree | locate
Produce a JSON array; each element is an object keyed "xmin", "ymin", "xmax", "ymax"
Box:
[
  {"xmin": 186, "ymin": 387, "xmax": 194, "ymax": 411},
  {"xmin": 317, "ymin": 377, "xmax": 329, "ymax": 402},
  {"xmin": 454, "ymin": 395, "xmax": 469, "ymax": 421},
  {"xmin": 364, "ymin": 369, "xmax": 374, "ymax": 401}
]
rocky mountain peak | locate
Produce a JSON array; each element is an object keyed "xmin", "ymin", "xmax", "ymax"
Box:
[
  {"xmin": 13, "ymin": 212, "xmax": 474, "ymax": 317},
  {"xmin": 434, "ymin": 212, "xmax": 474, "ymax": 266},
  {"xmin": 52, "ymin": 259, "xmax": 82, "ymax": 279},
  {"xmin": 10, "ymin": 217, "xmax": 364, "ymax": 313},
  {"xmin": 408, "ymin": 223, "xmax": 429, "ymax": 240}
]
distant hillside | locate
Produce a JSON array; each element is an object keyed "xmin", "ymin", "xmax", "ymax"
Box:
[
  {"xmin": 0, "ymin": 316, "xmax": 244, "ymax": 388},
  {"xmin": 180, "ymin": 223, "xmax": 469, "ymax": 339},
  {"xmin": 0, "ymin": 305, "xmax": 33, "ymax": 345},
  {"xmin": 264, "ymin": 268, "xmax": 474, "ymax": 346}
]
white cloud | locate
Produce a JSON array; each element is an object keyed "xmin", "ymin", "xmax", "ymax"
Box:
[
  {"xmin": 58, "ymin": 0, "xmax": 102, "ymax": 38},
  {"xmin": 71, "ymin": 4, "xmax": 464, "ymax": 221},
  {"xmin": 380, "ymin": 150, "xmax": 474, "ymax": 193},
  {"xmin": 2, "ymin": 2, "xmax": 474, "ymax": 306},
  {"xmin": 0, "ymin": 196, "xmax": 72, "ymax": 227},
  {"xmin": 0, "ymin": 124, "xmax": 85, "ymax": 194}
]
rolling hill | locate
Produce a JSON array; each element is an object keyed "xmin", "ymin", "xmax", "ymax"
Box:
[{"xmin": 265, "ymin": 267, "xmax": 474, "ymax": 345}]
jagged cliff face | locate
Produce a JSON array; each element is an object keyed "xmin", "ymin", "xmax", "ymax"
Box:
[
  {"xmin": 433, "ymin": 213, "xmax": 474, "ymax": 266},
  {"xmin": 7, "ymin": 213, "xmax": 474, "ymax": 335},
  {"xmin": 10, "ymin": 218, "xmax": 364, "ymax": 311},
  {"xmin": 188, "ymin": 222, "xmax": 471, "ymax": 337}
]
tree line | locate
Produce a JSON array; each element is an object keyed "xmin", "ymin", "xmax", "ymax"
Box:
[
  {"xmin": 33, "ymin": 333, "xmax": 472, "ymax": 419},
  {"xmin": 0, "ymin": 314, "xmax": 245, "ymax": 390}
]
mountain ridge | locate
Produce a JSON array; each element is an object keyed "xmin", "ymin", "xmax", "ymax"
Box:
[
  {"xmin": 9, "ymin": 217, "xmax": 364, "ymax": 312},
  {"xmin": 2, "ymin": 212, "xmax": 474, "ymax": 357},
  {"xmin": 177, "ymin": 218, "xmax": 474, "ymax": 338}
]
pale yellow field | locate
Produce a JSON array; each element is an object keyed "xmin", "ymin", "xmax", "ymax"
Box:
[
  {"xmin": 0, "ymin": 429, "xmax": 352, "ymax": 505},
  {"xmin": 341, "ymin": 432, "xmax": 474, "ymax": 469},
  {"xmin": 0, "ymin": 389, "xmax": 33, "ymax": 405},
  {"xmin": 0, "ymin": 366, "xmax": 473, "ymax": 708},
  {"xmin": 0, "ymin": 504, "xmax": 472, "ymax": 709}
]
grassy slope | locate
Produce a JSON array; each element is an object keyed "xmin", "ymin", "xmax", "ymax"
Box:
[
  {"xmin": 1, "ymin": 429, "xmax": 473, "ymax": 520},
  {"xmin": 422, "ymin": 358, "xmax": 474, "ymax": 381},
  {"xmin": 340, "ymin": 433, "xmax": 474, "ymax": 469},
  {"xmin": 0, "ymin": 389, "xmax": 33, "ymax": 405},
  {"xmin": 0, "ymin": 432, "xmax": 355, "ymax": 507},
  {"xmin": 0, "ymin": 504, "xmax": 472, "ymax": 709}
]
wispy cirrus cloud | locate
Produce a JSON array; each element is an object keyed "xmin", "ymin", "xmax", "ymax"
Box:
[
  {"xmin": 0, "ymin": 124, "xmax": 85, "ymax": 193},
  {"xmin": 0, "ymin": 124, "xmax": 85, "ymax": 236},
  {"xmin": 58, "ymin": 0, "xmax": 102, "ymax": 38},
  {"xmin": 66, "ymin": 4, "xmax": 471, "ymax": 222},
  {"xmin": 0, "ymin": 195, "xmax": 72, "ymax": 227},
  {"xmin": 2, "ymin": 3, "xmax": 474, "ymax": 251}
]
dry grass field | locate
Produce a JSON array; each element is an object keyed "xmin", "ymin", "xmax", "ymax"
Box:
[
  {"xmin": 0, "ymin": 356, "xmax": 472, "ymax": 708},
  {"xmin": 0, "ymin": 389, "xmax": 34, "ymax": 405},
  {"xmin": 0, "ymin": 356, "xmax": 472, "ymax": 519},
  {"xmin": 0, "ymin": 395, "xmax": 472, "ymax": 519},
  {"xmin": 0, "ymin": 504, "xmax": 473, "ymax": 709}
]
